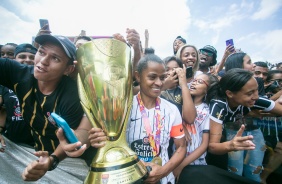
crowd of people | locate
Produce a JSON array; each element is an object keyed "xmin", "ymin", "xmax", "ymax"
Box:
[{"xmin": 0, "ymin": 24, "xmax": 282, "ymax": 184}]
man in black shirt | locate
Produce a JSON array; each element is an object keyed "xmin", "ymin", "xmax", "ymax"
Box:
[{"xmin": 0, "ymin": 35, "xmax": 91, "ymax": 181}]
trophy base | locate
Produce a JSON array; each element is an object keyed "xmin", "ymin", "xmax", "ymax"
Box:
[{"xmin": 84, "ymin": 157, "xmax": 148, "ymax": 184}]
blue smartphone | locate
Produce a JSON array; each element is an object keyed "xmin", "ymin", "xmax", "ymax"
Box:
[
  {"xmin": 226, "ymin": 39, "xmax": 234, "ymax": 46},
  {"xmin": 50, "ymin": 112, "xmax": 80, "ymax": 146},
  {"xmin": 226, "ymin": 39, "xmax": 235, "ymax": 52}
]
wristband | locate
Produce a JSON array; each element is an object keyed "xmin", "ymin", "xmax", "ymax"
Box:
[{"xmin": 48, "ymin": 155, "xmax": 60, "ymax": 171}]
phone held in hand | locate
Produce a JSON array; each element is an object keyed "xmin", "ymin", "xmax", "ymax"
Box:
[
  {"xmin": 226, "ymin": 39, "xmax": 235, "ymax": 52},
  {"xmin": 50, "ymin": 112, "xmax": 80, "ymax": 148},
  {"xmin": 39, "ymin": 19, "xmax": 50, "ymax": 31},
  {"xmin": 186, "ymin": 66, "xmax": 193, "ymax": 79}
]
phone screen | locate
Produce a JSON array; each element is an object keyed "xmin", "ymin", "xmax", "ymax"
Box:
[{"xmin": 186, "ymin": 66, "xmax": 193, "ymax": 79}]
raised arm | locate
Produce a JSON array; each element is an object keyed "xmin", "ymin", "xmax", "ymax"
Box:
[
  {"xmin": 215, "ymin": 45, "xmax": 234, "ymax": 74},
  {"xmin": 208, "ymin": 119, "xmax": 255, "ymax": 155},
  {"xmin": 176, "ymin": 65, "xmax": 196, "ymax": 124}
]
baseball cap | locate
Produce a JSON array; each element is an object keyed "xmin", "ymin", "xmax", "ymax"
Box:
[
  {"xmin": 14, "ymin": 43, "xmax": 37, "ymax": 57},
  {"xmin": 175, "ymin": 36, "xmax": 186, "ymax": 44},
  {"xmin": 199, "ymin": 45, "xmax": 217, "ymax": 66},
  {"xmin": 35, "ymin": 35, "xmax": 76, "ymax": 63}
]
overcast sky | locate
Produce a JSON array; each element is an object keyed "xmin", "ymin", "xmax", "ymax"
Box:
[{"xmin": 1, "ymin": 0, "xmax": 282, "ymax": 64}]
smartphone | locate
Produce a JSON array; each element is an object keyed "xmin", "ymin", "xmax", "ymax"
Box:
[
  {"xmin": 50, "ymin": 112, "xmax": 80, "ymax": 148},
  {"xmin": 226, "ymin": 39, "xmax": 235, "ymax": 52},
  {"xmin": 39, "ymin": 19, "xmax": 50, "ymax": 31},
  {"xmin": 186, "ymin": 66, "xmax": 193, "ymax": 79},
  {"xmin": 226, "ymin": 39, "xmax": 234, "ymax": 47}
]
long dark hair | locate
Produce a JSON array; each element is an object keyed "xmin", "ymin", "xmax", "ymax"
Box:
[
  {"xmin": 225, "ymin": 52, "xmax": 247, "ymax": 72},
  {"xmin": 219, "ymin": 68, "xmax": 254, "ymax": 98}
]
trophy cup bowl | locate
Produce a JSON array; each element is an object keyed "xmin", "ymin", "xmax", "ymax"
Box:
[{"xmin": 76, "ymin": 38, "xmax": 148, "ymax": 184}]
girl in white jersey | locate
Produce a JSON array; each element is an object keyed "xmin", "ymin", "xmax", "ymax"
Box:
[
  {"xmin": 173, "ymin": 73, "xmax": 219, "ymax": 179},
  {"xmin": 127, "ymin": 54, "xmax": 186, "ymax": 184}
]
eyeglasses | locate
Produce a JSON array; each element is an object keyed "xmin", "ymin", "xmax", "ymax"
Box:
[
  {"xmin": 200, "ymin": 50, "xmax": 213, "ymax": 57},
  {"xmin": 191, "ymin": 78, "xmax": 209, "ymax": 87}
]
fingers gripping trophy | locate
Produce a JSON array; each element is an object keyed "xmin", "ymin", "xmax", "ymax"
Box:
[{"xmin": 76, "ymin": 38, "xmax": 148, "ymax": 184}]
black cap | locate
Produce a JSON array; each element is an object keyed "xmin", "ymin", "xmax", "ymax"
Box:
[
  {"xmin": 35, "ymin": 35, "xmax": 76, "ymax": 63},
  {"xmin": 14, "ymin": 43, "xmax": 37, "ymax": 57},
  {"xmin": 199, "ymin": 45, "xmax": 217, "ymax": 66},
  {"xmin": 175, "ymin": 36, "xmax": 186, "ymax": 44}
]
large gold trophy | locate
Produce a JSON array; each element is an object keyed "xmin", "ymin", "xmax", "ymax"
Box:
[{"xmin": 76, "ymin": 38, "xmax": 148, "ymax": 184}]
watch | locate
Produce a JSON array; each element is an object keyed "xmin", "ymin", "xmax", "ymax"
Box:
[{"xmin": 48, "ymin": 155, "xmax": 60, "ymax": 171}]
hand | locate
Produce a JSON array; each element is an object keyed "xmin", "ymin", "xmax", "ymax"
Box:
[
  {"xmin": 33, "ymin": 24, "xmax": 52, "ymax": 49},
  {"xmin": 229, "ymin": 125, "xmax": 255, "ymax": 151},
  {"xmin": 126, "ymin": 28, "xmax": 141, "ymax": 50},
  {"xmin": 247, "ymin": 109, "xmax": 272, "ymax": 118},
  {"xmin": 223, "ymin": 44, "xmax": 235, "ymax": 59},
  {"xmin": 175, "ymin": 64, "xmax": 187, "ymax": 88},
  {"xmin": 162, "ymin": 70, "xmax": 178, "ymax": 90},
  {"xmin": 22, "ymin": 151, "xmax": 51, "ymax": 181},
  {"xmin": 144, "ymin": 162, "xmax": 165, "ymax": 184},
  {"xmin": 38, "ymin": 24, "xmax": 52, "ymax": 35},
  {"xmin": 113, "ymin": 33, "xmax": 126, "ymax": 43},
  {"xmin": 88, "ymin": 128, "xmax": 107, "ymax": 148},
  {"xmin": 0, "ymin": 134, "xmax": 6, "ymax": 152},
  {"xmin": 56, "ymin": 128, "xmax": 87, "ymax": 157}
]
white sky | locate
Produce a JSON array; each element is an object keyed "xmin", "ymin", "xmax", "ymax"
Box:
[{"xmin": 1, "ymin": 0, "xmax": 282, "ymax": 64}]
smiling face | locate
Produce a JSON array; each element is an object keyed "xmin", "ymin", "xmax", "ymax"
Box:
[
  {"xmin": 199, "ymin": 50, "xmax": 213, "ymax": 68},
  {"xmin": 189, "ymin": 74, "xmax": 209, "ymax": 98},
  {"xmin": 227, "ymin": 77, "xmax": 259, "ymax": 108},
  {"xmin": 136, "ymin": 61, "xmax": 166, "ymax": 101},
  {"xmin": 1, "ymin": 45, "xmax": 15, "ymax": 59},
  {"xmin": 15, "ymin": 52, "xmax": 35, "ymax": 65},
  {"xmin": 173, "ymin": 39, "xmax": 185, "ymax": 54},
  {"xmin": 180, "ymin": 46, "xmax": 198, "ymax": 69},
  {"xmin": 34, "ymin": 42, "xmax": 73, "ymax": 84}
]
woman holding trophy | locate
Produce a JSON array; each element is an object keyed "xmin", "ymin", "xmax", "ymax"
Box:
[
  {"xmin": 126, "ymin": 54, "xmax": 187, "ymax": 184},
  {"xmin": 58, "ymin": 54, "xmax": 187, "ymax": 184}
]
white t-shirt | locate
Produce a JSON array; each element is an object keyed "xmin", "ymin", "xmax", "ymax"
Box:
[
  {"xmin": 185, "ymin": 102, "xmax": 210, "ymax": 165},
  {"xmin": 126, "ymin": 95, "xmax": 184, "ymax": 184}
]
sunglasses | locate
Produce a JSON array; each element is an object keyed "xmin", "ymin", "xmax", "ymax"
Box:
[
  {"xmin": 191, "ymin": 78, "xmax": 209, "ymax": 87},
  {"xmin": 200, "ymin": 50, "xmax": 213, "ymax": 57}
]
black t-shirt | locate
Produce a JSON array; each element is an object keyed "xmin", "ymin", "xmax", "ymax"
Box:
[
  {"xmin": 160, "ymin": 87, "xmax": 182, "ymax": 115},
  {"xmin": 0, "ymin": 85, "xmax": 34, "ymax": 145},
  {"xmin": 209, "ymin": 97, "xmax": 275, "ymax": 125},
  {"xmin": 0, "ymin": 58, "xmax": 84, "ymax": 153},
  {"xmin": 255, "ymin": 77, "xmax": 266, "ymax": 96}
]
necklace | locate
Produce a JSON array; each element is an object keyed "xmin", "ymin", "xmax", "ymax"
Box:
[{"xmin": 136, "ymin": 93, "xmax": 163, "ymax": 157}]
